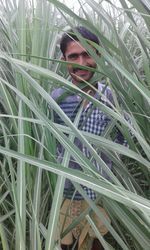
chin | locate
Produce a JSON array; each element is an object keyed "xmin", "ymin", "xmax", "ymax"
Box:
[{"xmin": 72, "ymin": 75, "xmax": 92, "ymax": 84}]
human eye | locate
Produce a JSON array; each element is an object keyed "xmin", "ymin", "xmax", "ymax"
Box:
[{"xmin": 68, "ymin": 53, "xmax": 78, "ymax": 60}]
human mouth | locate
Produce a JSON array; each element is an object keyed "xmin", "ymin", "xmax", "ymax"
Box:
[{"xmin": 73, "ymin": 69, "xmax": 89, "ymax": 76}]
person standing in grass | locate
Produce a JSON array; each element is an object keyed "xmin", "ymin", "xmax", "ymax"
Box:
[{"xmin": 52, "ymin": 26, "xmax": 124, "ymax": 250}]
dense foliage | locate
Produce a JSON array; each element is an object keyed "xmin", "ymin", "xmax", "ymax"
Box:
[{"xmin": 0, "ymin": 0, "xmax": 150, "ymax": 249}]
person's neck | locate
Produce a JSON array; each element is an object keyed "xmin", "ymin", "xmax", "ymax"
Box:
[{"xmin": 72, "ymin": 81, "xmax": 98, "ymax": 94}]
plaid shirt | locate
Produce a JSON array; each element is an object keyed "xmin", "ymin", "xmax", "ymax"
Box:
[{"xmin": 52, "ymin": 83, "xmax": 124, "ymax": 200}]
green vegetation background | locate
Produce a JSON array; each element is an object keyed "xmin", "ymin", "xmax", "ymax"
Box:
[{"xmin": 0, "ymin": 0, "xmax": 150, "ymax": 249}]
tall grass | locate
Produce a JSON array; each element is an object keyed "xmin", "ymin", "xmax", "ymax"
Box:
[{"xmin": 0, "ymin": 0, "xmax": 150, "ymax": 249}]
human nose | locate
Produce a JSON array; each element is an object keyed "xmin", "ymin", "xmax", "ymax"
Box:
[{"xmin": 77, "ymin": 55, "xmax": 85, "ymax": 65}]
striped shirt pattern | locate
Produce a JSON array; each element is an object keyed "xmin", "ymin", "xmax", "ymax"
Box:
[{"xmin": 52, "ymin": 83, "xmax": 121, "ymax": 200}]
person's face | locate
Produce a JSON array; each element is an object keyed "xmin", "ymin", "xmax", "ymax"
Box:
[{"xmin": 63, "ymin": 41, "xmax": 97, "ymax": 85}]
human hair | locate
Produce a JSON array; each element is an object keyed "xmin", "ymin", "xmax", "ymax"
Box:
[{"xmin": 60, "ymin": 26, "xmax": 99, "ymax": 57}]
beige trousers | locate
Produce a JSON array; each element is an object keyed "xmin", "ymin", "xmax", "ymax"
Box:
[{"xmin": 59, "ymin": 199, "xmax": 110, "ymax": 248}]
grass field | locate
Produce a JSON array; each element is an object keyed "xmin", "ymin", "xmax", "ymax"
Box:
[{"xmin": 0, "ymin": 0, "xmax": 150, "ymax": 249}]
